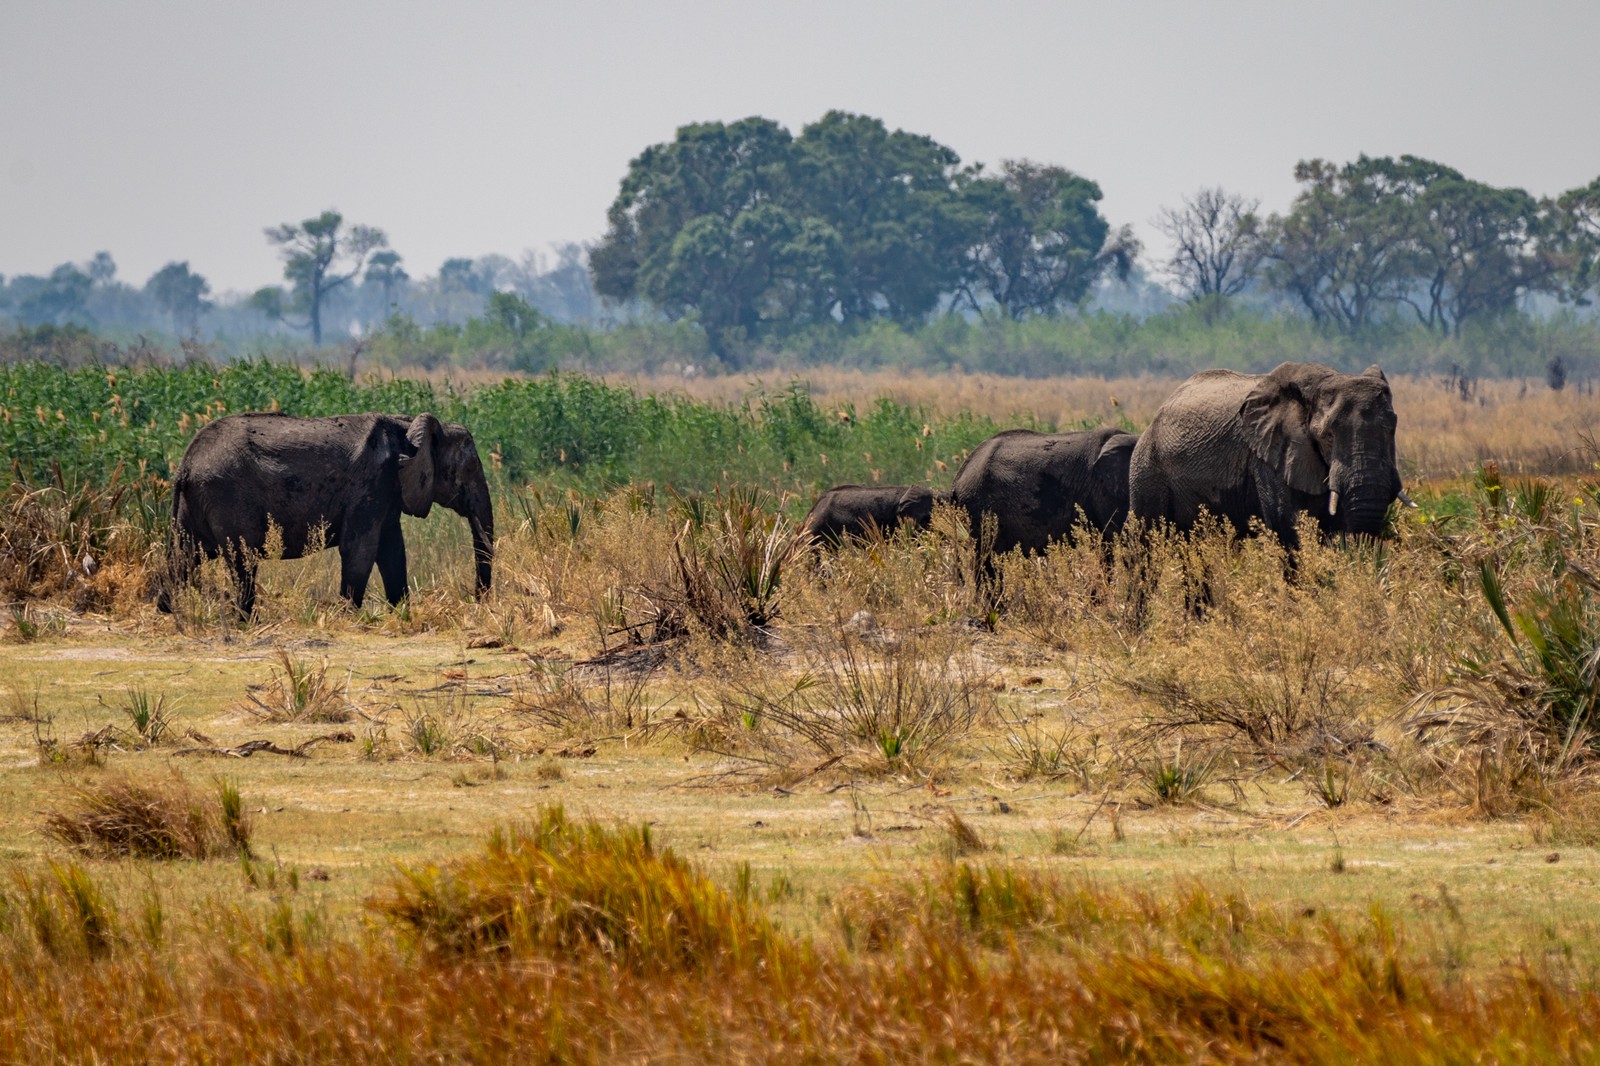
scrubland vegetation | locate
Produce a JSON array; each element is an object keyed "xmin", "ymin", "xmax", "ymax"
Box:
[{"xmin": 1, "ymin": 359, "xmax": 1599, "ymax": 1060}]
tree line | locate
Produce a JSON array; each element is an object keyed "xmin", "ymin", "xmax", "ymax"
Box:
[
  {"xmin": 595, "ymin": 114, "xmax": 1600, "ymax": 360},
  {"xmin": 0, "ymin": 234, "xmax": 595, "ymax": 355},
  {"xmin": 3, "ymin": 109, "xmax": 1599, "ymax": 376}
]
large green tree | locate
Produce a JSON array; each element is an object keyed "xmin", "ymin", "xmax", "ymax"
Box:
[
  {"xmin": 1262, "ymin": 158, "xmax": 1418, "ymax": 333},
  {"xmin": 1552, "ymin": 177, "xmax": 1600, "ymax": 306},
  {"xmin": 964, "ymin": 160, "xmax": 1134, "ymax": 318},
  {"xmin": 592, "ymin": 113, "xmax": 1126, "ymax": 353},
  {"xmin": 590, "ymin": 117, "xmax": 813, "ymax": 360},
  {"xmin": 791, "ymin": 111, "xmax": 976, "ymax": 325},
  {"xmin": 1262, "ymin": 156, "xmax": 1555, "ymax": 334},
  {"xmin": 1406, "ymin": 166, "xmax": 1552, "ymax": 333},
  {"xmin": 256, "ymin": 210, "xmax": 388, "ymax": 345}
]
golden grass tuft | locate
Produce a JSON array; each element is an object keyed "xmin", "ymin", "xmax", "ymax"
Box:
[
  {"xmin": 41, "ymin": 773, "xmax": 251, "ymax": 861},
  {"xmin": 369, "ymin": 805, "xmax": 786, "ymax": 972}
]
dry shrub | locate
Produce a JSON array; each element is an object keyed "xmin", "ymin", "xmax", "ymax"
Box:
[
  {"xmin": 244, "ymin": 649, "xmax": 355, "ymax": 723},
  {"xmin": 1117, "ymin": 518, "xmax": 1393, "ymax": 762},
  {"xmin": 501, "ymin": 483, "xmax": 600, "ymax": 596},
  {"xmin": 249, "ymin": 520, "xmax": 335, "ymax": 620},
  {"xmin": 393, "ymin": 693, "xmax": 522, "ymax": 760},
  {"xmin": 159, "ymin": 549, "xmax": 254, "ymax": 636},
  {"xmin": 660, "ymin": 487, "xmax": 805, "ymax": 642},
  {"xmin": 1532, "ymin": 786, "xmax": 1600, "ymax": 846},
  {"xmin": 1377, "ymin": 522, "xmax": 1481, "ymax": 697},
  {"xmin": 489, "ymin": 486, "xmax": 687, "ymax": 647},
  {"xmin": 1003, "ymin": 523, "xmax": 1154, "ymax": 653},
  {"xmin": 509, "ymin": 660, "xmax": 658, "ymax": 738},
  {"xmin": 370, "ymin": 805, "xmax": 784, "ymax": 972},
  {"xmin": 992, "ymin": 703, "xmax": 1105, "ymax": 785},
  {"xmin": 573, "ymin": 490, "xmax": 679, "ymax": 628},
  {"xmin": 702, "ymin": 625, "xmax": 992, "ymax": 777},
  {"xmin": 788, "ymin": 504, "xmax": 972, "ymax": 629},
  {"xmin": 0, "ymin": 468, "xmax": 159, "ymax": 605},
  {"xmin": 41, "ymin": 773, "xmax": 251, "ymax": 860},
  {"xmin": 1404, "ymin": 493, "xmax": 1600, "ymax": 812}
]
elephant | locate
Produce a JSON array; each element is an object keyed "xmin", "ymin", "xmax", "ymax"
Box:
[
  {"xmin": 1128, "ymin": 362, "xmax": 1403, "ymax": 548},
  {"xmin": 801, "ymin": 484, "xmax": 938, "ymax": 546},
  {"xmin": 159, "ymin": 412, "xmax": 494, "ymax": 617},
  {"xmin": 950, "ymin": 426, "xmax": 1139, "ymax": 583}
]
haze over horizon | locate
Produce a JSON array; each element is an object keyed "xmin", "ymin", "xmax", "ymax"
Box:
[{"xmin": 3, "ymin": 0, "xmax": 1596, "ymax": 295}]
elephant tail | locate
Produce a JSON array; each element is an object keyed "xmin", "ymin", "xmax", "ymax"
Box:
[{"xmin": 157, "ymin": 471, "xmax": 194, "ymax": 614}]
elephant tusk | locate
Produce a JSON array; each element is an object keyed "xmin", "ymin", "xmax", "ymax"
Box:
[
  {"xmin": 1398, "ymin": 488, "xmax": 1419, "ymax": 509},
  {"xmin": 1328, "ymin": 489, "xmax": 1339, "ymax": 516}
]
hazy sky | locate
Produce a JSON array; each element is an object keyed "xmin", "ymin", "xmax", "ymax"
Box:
[{"xmin": 4, "ymin": 0, "xmax": 1597, "ymax": 295}]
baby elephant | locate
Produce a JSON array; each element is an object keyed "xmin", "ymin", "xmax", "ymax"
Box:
[{"xmin": 801, "ymin": 484, "xmax": 937, "ymax": 545}]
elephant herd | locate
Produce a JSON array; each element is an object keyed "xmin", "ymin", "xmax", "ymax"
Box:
[
  {"xmin": 157, "ymin": 361, "xmax": 1404, "ymax": 618},
  {"xmin": 803, "ymin": 361, "xmax": 1408, "ymax": 569}
]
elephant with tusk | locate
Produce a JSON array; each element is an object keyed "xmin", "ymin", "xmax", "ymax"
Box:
[{"xmin": 1129, "ymin": 362, "xmax": 1405, "ymax": 549}]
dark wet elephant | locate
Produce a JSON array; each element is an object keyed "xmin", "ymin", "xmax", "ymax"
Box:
[
  {"xmin": 951, "ymin": 426, "xmax": 1139, "ymax": 586},
  {"xmin": 160, "ymin": 412, "xmax": 494, "ymax": 617},
  {"xmin": 801, "ymin": 484, "xmax": 937, "ymax": 545},
  {"xmin": 1128, "ymin": 362, "xmax": 1403, "ymax": 548}
]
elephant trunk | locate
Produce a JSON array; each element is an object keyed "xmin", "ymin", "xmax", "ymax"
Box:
[
  {"xmin": 1327, "ymin": 460, "xmax": 1396, "ymax": 537},
  {"xmin": 459, "ymin": 480, "xmax": 495, "ymax": 597}
]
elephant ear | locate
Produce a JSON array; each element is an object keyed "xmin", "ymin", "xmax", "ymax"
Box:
[
  {"xmin": 399, "ymin": 414, "xmax": 439, "ymax": 518},
  {"xmin": 1240, "ymin": 372, "xmax": 1328, "ymax": 495},
  {"xmin": 1095, "ymin": 432, "xmax": 1135, "ymax": 467}
]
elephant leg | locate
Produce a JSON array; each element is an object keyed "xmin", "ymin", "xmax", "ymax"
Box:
[
  {"xmin": 338, "ymin": 528, "xmax": 382, "ymax": 610},
  {"xmin": 375, "ymin": 519, "xmax": 409, "ymax": 607},
  {"xmin": 224, "ymin": 544, "xmax": 258, "ymax": 620},
  {"xmin": 158, "ymin": 530, "xmax": 201, "ymax": 614},
  {"xmin": 967, "ymin": 510, "xmax": 1003, "ymax": 615}
]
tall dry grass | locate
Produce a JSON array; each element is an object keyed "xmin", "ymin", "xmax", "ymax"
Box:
[
  {"xmin": 370, "ymin": 805, "xmax": 784, "ymax": 971},
  {"xmin": 41, "ymin": 773, "xmax": 251, "ymax": 860},
  {"xmin": 2, "ymin": 815, "xmax": 1600, "ymax": 1061}
]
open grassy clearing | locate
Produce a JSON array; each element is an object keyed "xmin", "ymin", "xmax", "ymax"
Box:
[
  {"xmin": 2, "ymin": 602, "xmax": 1597, "ymax": 959},
  {"xmin": 1, "ymin": 367, "xmax": 1599, "ymax": 1058}
]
